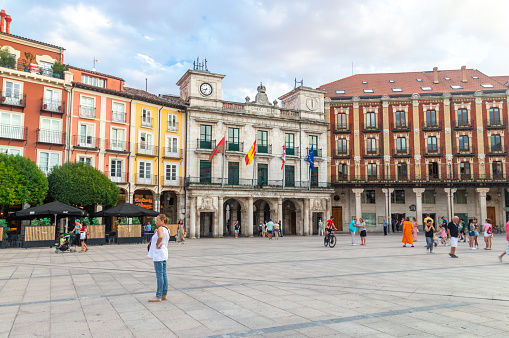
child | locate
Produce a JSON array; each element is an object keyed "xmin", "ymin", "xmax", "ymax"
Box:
[
  {"xmin": 438, "ymin": 225, "xmax": 448, "ymax": 246},
  {"xmin": 58, "ymin": 234, "xmax": 66, "ymax": 249}
]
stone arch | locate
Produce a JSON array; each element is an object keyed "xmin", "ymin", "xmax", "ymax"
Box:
[
  {"xmin": 223, "ymin": 198, "xmax": 245, "ymax": 236},
  {"xmin": 282, "ymin": 199, "xmax": 303, "ymax": 235}
]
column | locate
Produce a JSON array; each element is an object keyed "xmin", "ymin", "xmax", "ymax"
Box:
[
  {"xmin": 352, "ymin": 188, "xmax": 364, "ymax": 221},
  {"xmin": 474, "ymin": 92, "xmax": 486, "ymax": 177},
  {"xmin": 189, "ymin": 197, "xmax": 196, "ymax": 238},
  {"xmin": 248, "ymin": 197, "xmax": 253, "ymax": 237},
  {"xmin": 411, "ymin": 95, "xmax": 421, "ymax": 180},
  {"xmin": 382, "ymin": 188, "xmax": 394, "ymax": 229},
  {"xmin": 352, "ymin": 97, "xmax": 361, "ymax": 178},
  {"xmin": 413, "ymin": 188, "xmax": 425, "ymax": 230},
  {"xmin": 177, "ymin": 194, "xmax": 185, "ymax": 222},
  {"xmin": 278, "ymin": 198, "xmax": 283, "ymax": 224},
  {"xmin": 153, "ymin": 193, "xmax": 160, "ymax": 212},
  {"xmin": 216, "ymin": 196, "xmax": 223, "ymax": 238},
  {"xmin": 444, "ymin": 188, "xmax": 457, "ymax": 221},
  {"xmin": 303, "ymin": 199, "xmax": 309, "ymax": 236},
  {"xmin": 325, "ymin": 197, "xmax": 331, "ymax": 222},
  {"xmin": 476, "ymin": 188, "xmax": 489, "ymax": 224}
]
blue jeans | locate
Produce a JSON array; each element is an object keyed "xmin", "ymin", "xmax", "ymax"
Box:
[
  {"xmin": 426, "ymin": 237, "xmax": 434, "ymax": 252},
  {"xmin": 153, "ymin": 260, "xmax": 168, "ymax": 299}
]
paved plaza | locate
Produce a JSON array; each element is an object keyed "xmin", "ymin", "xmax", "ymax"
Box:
[{"xmin": 1, "ymin": 233, "xmax": 509, "ymax": 337}]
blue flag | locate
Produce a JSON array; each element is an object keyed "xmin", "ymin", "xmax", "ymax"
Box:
[{"xmin": 307, "ymin": 144, "xmax": 314, "ymax": 171}]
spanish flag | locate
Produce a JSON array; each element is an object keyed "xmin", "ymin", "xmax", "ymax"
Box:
[{"xmin": 245, "ymin": 140, "xmax": 256, "ymax": 165}]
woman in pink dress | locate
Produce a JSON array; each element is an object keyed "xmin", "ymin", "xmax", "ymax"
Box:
[{"xmin": 412, "ymin": 217, "xmax": 419, "ymax": 242}]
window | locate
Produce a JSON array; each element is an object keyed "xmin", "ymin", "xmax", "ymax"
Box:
[
  {"xmin": 361, "ymin": 213, "xmax": 376, "ymax": 227},
  {"xmin": 367, "ymin": 163, "xmax": 377, "ymax": 178},
  {"xmin": 493, "ymin": 161, "xmax": 503, "ymax": 178},
  {"xmin": 489, "ymin": 108, "xmax": 501, "ymax": 125},
  {"xmin": 138, "ymin": 161, "xmax": 152, "ymax": 184},
  {"xmin": 110, "ymin": 159, "xmax": 123, "ymax": 182},
  {"xmin": 396, "ymin": 137, "xmax": 407, "ymax": 153},
  {"xmin": 257, "ymin": 163, "xmax": 268, "ymax": 186},
  {"xmin": 200, "ymin": 160, "xmax": 211, "ymax": 184},
  {"xmin": 416, "ymin": 78, "xmax": 422, "ymax": 82},
  {"xmin": 426, "ymin": 110, "xmax": 437, "ymax": 126},
  {"xmin": 472, "ymin": 76, "xmax": 479, "ymax": 79},
  {"xmin": 427, "ymin": 136, "xmax": 438, "ymax": 152},
  {"xmin": 165, "ymin": 136, "xmax": 178, "ymax": 156},
  {"xmin": 397, "ymin": 163, "xmax": 407, "ymax": 179},
  {"xmin": 168, "ymin": 113, "xmax": 177, "ymax": 131},
  {"xmin": 39, "ymin": 62, "xmax": 53, "ymax": 76},
  {"xmin": 228, "ymin": 127, "xmax": 239, "ymax": 151},
  {"xmin": 78, "ymin": 157, "xmax": 92, "ymax": 166},
  {"xmin": 366, "ymin": 112, "xmax": 376, "ymax": 128},
  {"xmin": 337, "ymin": 113, "xmax": 347, "ymax": 129},
  {"xmin": 142, "ymin": 108, "xmax": 152, "ymax": 127},
  {"xmin": 39, "ymin": 151, "xmax": 60, "ymax": 174},
  {"xmin": 111, "ymin": 128, "xmax": 125, "ymax": 151},
  {"xmin": 80, "ymin": 96, "xmax": 95, "ymax": 118},
  {"xmin": 335, "ymin": 90, "xmax": 345, "ymax": 94},
  {"xmin": 228, "ymin": 162, "xmax": 239, "ymax": 185},
  {"xmin": 81, "ymin": 75, "xmax": 106, "ymax": 88},
  {"xmin": 0, "ymin": 112, "xmax": 23, "ymax": 139},
  {"xmin": 165, "ymin": 163, "xmax": 178, "ymax": 185},
  {"xmin": 39, "ymin": 118, "xmax": 61, "ymax": 144},
  {"xmin": 391, "ymin": 190, "xmax": 405, "ymax": 204},
  {"xmin": 362, "ymin": 81, "xmax": 368, "ymax": 84},
  {"xmin": 43, "ymin": 88, "xmax": 61, "ymax": 112},
  {"xmin": 310, "ymin": 167, "xmax": 318, "ymax": 187},
  {"xmin": 285, "ymin": 165, "xmax": 295, "ymax": 187},
  {"xmin": 200, "ymin": 125, "xmax": 212, "ymax": 149},
  {"xmin": 457, "ymin": 108, "xmax": 468, "ymax": 125},
  {"xmin": 491, "ymin": 135, "xmax": 502, "ymax": 151},
  {"xmin": 458, "ymin": 135, "xmax": 469, "ymax": 151},
  {"xmin": 362, "ymin": 190, "xmax": 376, "ymax": 204},
  {"xmin": 5, "ymin": 81, "xmax": 22, "ymax": 105},
  {"xmin": 428, "ymin": 162, "xmax": 439, "ymax": 178},
  {"xmin": 139, "ymin": 131, "xmax": 153, "ymax": 154},
  {"xmin": 363, "ymin": 89, "xmax": 373, "ymax": 93},
  {"xmin": 421, "ymin": 86, "xmax": 432, "ymax": 91},
  {"xmin": 79, "ymin": 124, "xmax": 95, "ymax": 148},
  {"xmin": 112, "ymin": 102, "xmax": 125, "ymax": 122},
  {"xmin": 337, "ymin": 164, "xmax": 347, "ymax": 180},
  {"xmin": 309, "ymin": 135, "xmax": 318, "ymax": 156},
  {"xmin": 285, "ymin": 133, "xmax": 295, "ymax": 155},
  {"xmin": 0, "ymin": 147, "xmax": 20, "ymax": 155},
  {"xmin": 455, "ymin": 190, "xmax": 467, "ymax": 204},
  {"xmin": 422, "ymin": 190, "xmax": 436, "ymax": 204},
  {"xmin": 337, "ymin": 139, "xmax": 347, "ymax": 154},
  {"xmin": 395, "ymin": 111, "xmax": 406, "ymax": 127},
  {"xmin": 460, "ymin": 162, "xmax": 471, "ymax": 179},
  {"xmin": 367, "ymin": 138, "xmax": 376, "ymax": 154},
  {"xmin": 450, "ymin": 85, "xmax": 463, "ymax": 90},
  {"xmin": 257, "ymin": 130, "xmax": 268, "ymax": 153},
  {"xmin": 481, "ymin": 84, "xmax": 494, "ymax": 88},
  {"xmin": 444, "ymin": 77, "xmax": 451, "ymax": 81},
  {"xmin": 391, "ymin": 88, "xmax": 402, "ymax": 92},
  {"xmin": 389, "ymin": 80, "xmax": 395, "ymax": 83}
]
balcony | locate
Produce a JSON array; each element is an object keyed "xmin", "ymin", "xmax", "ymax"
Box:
[
  {"xmin": 135, "ymin": 175, "xmax": 156, "ymax": 185},
  {"xmin": 163, "ymin": 148, "xmax": 183, "ymax": 158},
  {"xmin": 487, "ymin": 145, "xmax": 508, "ymax": 156},
  {"xmin": 141, "ymin": 117, "xmax": 153, "ymax": 128},
  {"xmin": 306, "ymin": 147, "xmax": 322, "ymax": 157},
  {"xmin": 0, "ymin": 124, "xmax": 27, "ymax": 140},
  {"xmin": 334, "ymin": 123, "xmax": 351, "ymax": 134},
  {"xmin": 1, "ymin": 60, "xmax": 64, "ymax": 79},
  {"xmin": 1, "ymin": 92, "xmax": 26, "ymax": 108},
  {"xmin": 36, "ymin": 129, "xmax": 65, "ymax": 145},
  {"xmin": 393, "ymin": 149, "xmax": 412, "ymax": 158},
  {"xmin": 72, "ymin": 135, "xmax": 100, "ymax": 150},
  {"xmin": 185, "ymin": 176, "xmax": 331, "ymax": 189},
  {"xmin": 361, "ymin": 122, "xmax": 380, "ymax": 133},
  {"xmin": 424, "ymin": 146, "xmax": 443, "ymax": 157},
  {"xmin": 422, "ymin": 121, "xmax": 442, "ymax": 131},
  {"xmin": 161, "ymin": 176, "xmax": 184, "ymax": 187},
  {"xmin": 41, "ymin": 99, "xmax": 65, "ymax": 114},
  {"xmin": 105, "ymin": 171, "xmax": 127, "ymax": 184},
  {"xmin": 454, "ymin": 120, "xmax": 474, "ymax": 130},
  {"xmin": 79, "ymin": 105, "xmax": 96, "ymax": 118},
  {"xmin": 226, "ymin": 142, "xmax": 244, "ymax": 152},
  {"xmin": 167, "ymin": 122, "xmax": 179, "ymax": 132},
  {"xmin": 111, "ymin": 110, "xmax": 126, "ymax": 123},
  {"xmin": 286, "ymin": 146, "xmax": 299, "ymax": 157},
  {"xmin": 105, "ymin": 139, "xmax": 129, "ymax": 153},
  {"xmin": 257, "ymin": 144, "xmax": 272, "ymax": 154},
  {"xmin": 364, "ymin": 149, "xmax": 381, "ymax": 158},
  {"xmin": 485, "ymin": 119, "xmax": 506, "ymax": 130},
  {"xmin": 334, "ymin": 149, "xmax": 351, "ymax": 159},
  {"xmin": 454, "ymin": 146, "xmax": 475, "ymax": 156},
  {"xmin": 136, "ymin": 144, "xmax": 158, "ymax": 156},
  {"xmin": 391, "ymin": 121, "xmax": 412, "ymax": 132},
  {"xmin": 197, "ymin": 138, "xmax": 215, "ymax": 150}
]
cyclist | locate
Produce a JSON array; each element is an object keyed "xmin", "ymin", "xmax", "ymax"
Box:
[{"xmin": 325, "ymin": 216, "xmax": 337, "ymax": 241}]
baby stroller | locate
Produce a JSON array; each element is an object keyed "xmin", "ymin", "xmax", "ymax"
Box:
[{"xmin": 55, "ymin": 233, "xmax": 75, "ymax": 253}]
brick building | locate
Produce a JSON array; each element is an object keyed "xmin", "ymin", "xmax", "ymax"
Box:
[{"xmin": 319, "ymin": 66, "xmax": 509, "ymax": 231}]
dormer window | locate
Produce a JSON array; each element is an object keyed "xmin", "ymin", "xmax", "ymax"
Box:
[
  {"xmin": 391, "ymin": 88, "xmax": 402, "ymax": 92},
  {"xmin": 389, "ymin": 80, "xmax": 395, "ymax": 83},
  {"xmin": 472, "ymin": 76, "xmax": 479, "ymax": 79},
  {"xmin": 362, "ymin": 81, "xmax": 368, "ymax": 84},
  {"xmin": 421, "ymin": 86, "xmax": 432, "ymax": 91},
  {"xmin": 335, "ymin": 90, "xmax": 345, "ymax": 94},
  {"xmin": 416, "ymin": 78, "xmax": 422, "ymax": 82},
  {"xmin": 81, "ymin": 75, "xmax": 106, "ymax": 88},
  {"xmin": 450, "ymin": 85, "xmax": 463, "ymax": 90},
  {"xmin": 481, "ymin": 84, "xmax": 494, "ymax": 88},
  {"xmin": 444, "ymin": 77, "xmax": 451, "ymax": 80},
  {"xmin": 363, "ymin": 89, "xmax": 374, "ymax": 93}
]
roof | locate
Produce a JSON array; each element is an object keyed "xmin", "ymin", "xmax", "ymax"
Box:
[
  {"xmin": 72, "ymin": 82, "xmax": 132, "ymax": 99},
  {"xmin": 0, "ymin": 31, "xmax": 64, "ymax": 50},
  {"xmin": 318, "ymin": 68, "xmax": 508, "ymax": 99},
  {"xmin": 491, "ymin": 76, "xmax": 509, "ymax": 87},
  {"xmin": 124, "ymin": 87, "xmax": 186, "ymax": 108},
  {"xmin": 68, "ymin": 65, "xmax": 124, "ymax": 81}
]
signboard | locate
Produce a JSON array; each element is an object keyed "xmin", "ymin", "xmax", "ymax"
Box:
[
  {"xmin": 30, "ymin": 65, "xmax": 40, "ymax": 73},
  {"xmin": 134, "ymin": 197, "xmax": 153, "ymax": 210}
]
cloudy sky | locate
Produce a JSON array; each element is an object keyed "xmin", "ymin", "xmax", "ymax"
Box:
[{"xmin": 4, "ymin": 0, "xmax": 509, "ymax": 101}]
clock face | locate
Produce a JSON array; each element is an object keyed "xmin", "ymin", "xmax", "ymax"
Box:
[
  {"xmin": 200, "ymin": 83, "xmax": 213, "ymax": 96},
  {"xmin": 306, "ymin": 97, "xmax": 319, "ymax": 111}
]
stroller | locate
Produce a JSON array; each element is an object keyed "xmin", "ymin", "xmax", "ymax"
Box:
[{"xmin": 55, "ymin": 233, "xmax": 75, "ymax": 253}]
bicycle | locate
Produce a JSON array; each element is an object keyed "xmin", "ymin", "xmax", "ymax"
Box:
[
  {"xmin": 492, "ymin": 225, "xmax": 502, "ymax": 234},
  {"xmin": 323, "ymin": 230, "xmax": 336, "ymax": 248}
]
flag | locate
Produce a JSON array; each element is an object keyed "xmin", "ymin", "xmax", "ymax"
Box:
[
  {"xmin": 245, "ymin": 140, "xmax": 256, "ymax": 165},
  {"xmin": 281, "ymin": 142, "xmax": 286, "ymax": 170},
  {"xmin": 209, "ymin": 136, "xmax": 225, "ymax": 162},
  {"xmin": 307, "ymin": 144, "xmax": 314, "ymax": 171}
]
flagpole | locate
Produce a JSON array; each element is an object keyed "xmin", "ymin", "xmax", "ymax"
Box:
[
  {"xmin": 252, "ymin": 156, "xmax": 256, "ymax": 188},
  {"xmin": 282, "ymin": 162, "xmax": 285, "ymax": 189},
  {"xmin": 221, "ymin": 133, "xmax": 226, "ymax": 188}
]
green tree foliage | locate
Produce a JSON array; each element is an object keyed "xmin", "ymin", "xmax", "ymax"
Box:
[
  {"xmin": 0, "ymin": 154, "xmax": 48, "ymax": 212},
  {"xmin": 47, "ymin": 162, "xmax": 119, "ymax": 208},
  {"xmin": 0, "ymin": 47, "xmax": 16, "ymax": 69}
]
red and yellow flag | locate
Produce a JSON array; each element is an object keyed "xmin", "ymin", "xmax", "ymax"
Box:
[
  {"xmin": 208, "ymin": 136, "xmax": 225, "ymax": 162},
  {"xmin": 245, "ymin": 140, "xmax": 256, "ymax": 165}
]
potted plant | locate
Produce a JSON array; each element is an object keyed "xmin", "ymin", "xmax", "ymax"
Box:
[
  {"xmin": 51, "ymin": 61, "xmax": 68, "ymax": 79},
  {"xmin": 0, "ymin": 218, "xmax": 10, "ymax": 242},
  {"xmin": 21, "ymin": 52, "xmax": 34, "ymax": 72},
  {"xmin": 0, "ymin": 47, "xmax": 15, "ymax": 69}
]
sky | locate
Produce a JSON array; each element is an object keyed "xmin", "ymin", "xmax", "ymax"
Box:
[{"xmin": 3, "ymin": 0, "xmax": 509, "ymax": 102}]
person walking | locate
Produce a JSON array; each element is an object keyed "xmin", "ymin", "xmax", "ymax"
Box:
[
  {"xmin": 176, "ymin": 220, "xmax": 185, "ymax": 244},
  {"xmin": 468, "ymin": 219, "xmax": 476, "ymax": 250},
  {"xmin": 266, "ymin": 219, "xmax": 274, "ymax": 240},
  {"xmin": 274, "ymin": 220, "xmax": 279, "ymax": 240},
  {"xmin": 473, "ymin": 218, "xmax": 480, "ymax": 249},
  {"xmin": 72, "ymin": 219, "xmax": 82, "ymax": 252},
  {"xmin": 148, "ymin": 214, "xmax": 171, "ymax": 302},
  {"xmin": 412, "ymin": 217, "xmax": 419, "ymax": 242},
  {"xmin": 423, "ymin": 214, "xmax": 433, "ymax": 225},
  {"xmin": 318, "ymin": 218, "xmax": 324, "ymax": 236},
  {"xmin": 402, "ymin": 217, "xmax": 414, "ymax": 247},
  {"xmin": 483, "ymin": 219, "xmax": 492, "ymax": 250},
  {"xmin": 234, "ymin": 220, "xmax": 240, "ymax": 238},
  {"xmin": 349, "ymin": 218, "xmax": 358, "ymax": 245},
  {"xmin": 498, "ymin": 216, "xmax": 509, "ymax": 262},
  {"xmin": 424, "ymin": 219, "xmax": 435, "ymax": 253},
  {"xmin": 359, "ymin": 217, "xmax": 367, "ymax": 245},
  {"xmin": 383, "ymin": 218, "xmax": 388, "ymax": 236},
  {"xmin": 448, "ymin": 216, "xmax": 460, "ymax": 258},
  {"xmin": 79, "ymin": 223, "xmax": 89, "ymax": 253},
  {"xmin": 459, "ymin": 219, "xmax": 467, "ymax": 242}
]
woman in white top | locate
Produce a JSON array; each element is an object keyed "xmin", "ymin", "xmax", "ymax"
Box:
[
  {"xmin": 148, "ymin": 214, "xmax": 170, "ymax": 302},
  {"xmin": 359, "ymin": 217, "xmax": 367, "ymax": 245}
]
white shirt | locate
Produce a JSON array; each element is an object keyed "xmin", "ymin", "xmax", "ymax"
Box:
[{"xmin": 147, "ymin": 226, "xmax": 170, "ymax": 262}]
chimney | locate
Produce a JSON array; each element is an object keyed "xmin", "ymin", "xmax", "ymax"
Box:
[
  {"xmin": 5, "ymin": 14, "xmax": 11, "ymax": 34},
  {"xmin": 461, "ymin": 65, "xmax": 467, "ymax": 83},
  {"xmin": 433, "ymin": 67, "xmax": 439, "ymax": 84},
  {"xmin": 0, "ymin": 10, "xmax": 5, "ymax": 33}
]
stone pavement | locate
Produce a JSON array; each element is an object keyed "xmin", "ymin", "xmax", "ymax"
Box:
[{"xmin": 1, "ymin": 233, "xmax": 509, "ymax": 337}]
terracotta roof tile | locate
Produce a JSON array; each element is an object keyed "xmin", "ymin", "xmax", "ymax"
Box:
[
  {"xmin": 491, "ymin": 76, "xmax": 509, "ymax": 87},
  {"xmin": 68, "ymin": 65, "xmax": 124, "ymax": 81},
  {"xmin": 124, "ymin": 87, "xmax": 186, "ymax": 108},
  {"xmin": 0, "ymin": 31, "xmax": 64, "ymax": 50}
]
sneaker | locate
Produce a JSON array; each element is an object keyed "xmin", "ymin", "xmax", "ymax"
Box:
[
  {"xmin": 498, "ymin": 255, "xmax": 503, "ymax": 262},
  {"xmin": 449, "ymin": 253, "xmax": 454, "ymax": 257},
  {"xmin": 427, "ymin": 249, "xmax": 430, "ymax": 253},
  {"xmin": 452, "ymin": 255, "xmax": 458, "ymax": 258},
  {"xmin": 352, "ymin": 243, "xmax": 357, "ymax": 246}
]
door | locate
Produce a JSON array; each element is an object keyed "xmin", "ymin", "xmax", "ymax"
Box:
[
  {"xmin": 285, "ymin": 165, "xmax": 295, "ymax": 187},
  {"xmin": 110, "ymin": 160, "xmax": 122, "ymax": 182},
  {"xmin": 487, "ymin": 207, "xmax": 496, "ymax": 225},
  {"xmin": 80, "ymin": 124, "xmax": 94, "ymax": 147},
  {"xmin": 228, "ymin": 162, "xmax": 239, "ymax": 185},
  {"xmin": 332, "ymin": 207, "xmax": 343, "ymax": 231},
  {"xmin": 290, "ymin": 211, "xmax": 296, "ymax": 234},
  {"xmin": 257, "ymin": 163, "xmax": 268, "ymax": 186}
]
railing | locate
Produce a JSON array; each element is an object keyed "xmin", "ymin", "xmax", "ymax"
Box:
[
  {"xmin": 111, "ymin": 110, "xmax": 126, "ymax": 123},
  {"xmin": 135, "ymin": 175, "xmax": 156, "ymax": 185},
  {"xmin": 0, "ymin": 59, "xmax": 64, "ymax": 79},
  {"xmin": 72, "ymin": 135, "xmax": 100, "ymax": 149},
  {"xmin": 197, "ymin": 138, "xmax": 215, "ymax": 150},
  {"xmin": 105, "ymin": 171, "xmax": 127, "ymax": 183},
  {"xmin": 141, "ymin": 117, "xmax": 153, "ymax": 127},
  {"xmin": 79, "ymin": 105, "xmax": 96, "ymax": 118},
  {"xmin": 38, "ymin": 165, "xmax": 55, "ymax": 176},
  {"xmin": 487, "ymin": 145, "xmax": 508, "ymax": 156},
  {"xmin": 361, "ymin": 122, "xmax": 380, "ymax": 132},
  {"xmin": 257, "ymin": 144, "xmax": 272, "ymax": 154},
  {"xmin": 105, "ymin": 139, "xmax": 129, "ymax": 152},
  {"xmin": 393, "ymin": 149, "xmax": 412, "ymax": 157},
  {"xmin": 334, "ymin": 123, "xmax": 351, "ymax": 133},
  {"xmin": 422, "ymin": 121, "xmax": 443, "ymax": 131},
  {"xmin": 167, "ymin": 122, "xmax": 178, "ymax": 132},
  {"xmin": 454, "ymin": 146, "xmax": 475, "ymax": 156},
  {"xmin": 36, "ymin": 129, "xmax": 65, "ymax": 145},
  {"xmin": 1, "ymin": 92, "xmax": 26, "ymax": 107},
  {"xmin": 41, "ymin": 99, "xmax": 65, "ymax": 113},
  {"xmin": 286, "ymin": 146, "xmax": 299, "ymax": 156},
  {"xmin": 424, "ymin": 146, "xmax": 443, "ymax": 157},
  {"xmin": 185, "ymin": 177, "xmax": 331, "ymax": 188},
  {"xmin": 0, "ymin": 124, "xmax": 27, "ymax": 140},
  {"xmin": 364, "ymin": 149, "xmax": 381, "ymax": 158},
  {"xmin": 222, "ymin": 101, "xmax": 245, "ymax": 111},
  {"xmin": 163, "ymin": 148, "xmax": 183, "ymax": 158},
  {"xmin": 391, "ymin": 121, "xmax": 412, "ymax": 131},
  {"xmin": 136, "ymin": 144, "xmax": 158, "ymax": 156},
  {"xmin": 485, "ymin": 119, "xmax": 506, "ymax": 130},
  {"xmin": 305, "ymin": 147, "xmax": 322, "ymax": 157},
  {"xmin": 454, "ymin": 120, "xmax": 474, "ymax": 130},
  {"xmin": 226, "ymin": 142, "xmax": 244, "ymax": 152},
  {"xmin": 280, "ymin": 110, "xmax": 300, "ymax": 118},
  {"xmin": 331, "ymin": 173, "xmax": 509, "ymax": 185},
  {"xmin": 161, "ymin": 176, "xmax": 184, "ymax": 187},
  {"xmin": 334, "ymin": 149, "xmax": 351, "ymax": 159}
]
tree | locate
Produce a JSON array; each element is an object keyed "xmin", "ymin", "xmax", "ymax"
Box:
[
  {"xmin": 0, "ymin": 154, "xmax": 48, "ymax": 213},
  {"xmin": 47, "ymin": 162, "xmax": 119, "ymax": 208}
]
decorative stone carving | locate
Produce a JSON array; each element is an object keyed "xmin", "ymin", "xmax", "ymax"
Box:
[
  {"xmin": 414, "ymin": 128, "xmax": 420, "ymax": 134},
  {"xmin": 445, "ymin": 127, "xmax": 451, "ymax": 134},
  {"xmin": 478, "ymin": 154, "xmax": 485, "ymax": 160},
  {"xmin": 474, "ymin": 90, "xmax": 483, "ymax": 97},
  {"xmin": 245, "ymin": 96, "xmax": 251, "ymax": 102},
  {"xmin": 384, "ymin": 155, "xmax": 391, "ymax": 162},
  {"xmin": 446, "ymin": 154, "xmax": 453, "ymax": 161},
  {"xmin": 383, "ymin": 129, "xmax": 389, "ymax": 135},
  {"xmin": 312, "ymin": 199, "xmax": 325, "ymax": 210},
  {"xmin": 273, "ymin": 99, "xmax": 279, "ymax": 107},
  {"xmin": 414, "ymin": 155, "xmax": 421, "ymax": 161},
  {"xmin": 354, "ymin": 130, "xmax": 359, "ymax": 135},
  {"xmin": 443, "ymin": 92, "xmax": 451, "ymax": 98},
  {"xmin": 253, "ymin": 83, "xmax": 272, "ymax": 105},
  {"xmin": 324, "ymin": 97, "xmax": 331, "ymax": 102},
  {"xmin": 477, "ymin": 126, "xmax": 483, "ymax": 132},
  {"xmin": 411, "ymin": 93, "xmax": 420, "ymax": 100},
  {"xmin": 381, "ymin": 95, "xmax": 390, "ymax": 102},
  {"xmin": 198, "ymin": 197, "xmax": 216, "ymax": 211},
  {"xmin": 354, "ymin": 156, "xmax": 361, "ymax": 162}
]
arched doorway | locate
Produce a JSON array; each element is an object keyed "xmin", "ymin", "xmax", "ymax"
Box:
[
  {"xmin": 160, "ymin": 190, "xmax": 178, "ymax": 223},
  {"xmin": 253, "ymin": 199, "xmax": 272, "ymax": 233},
  {"xmin": 223, "ymin": 198, "xmax": 242, "ymax": 236},
  {"xmin": 283, "ymin": 200, "xmax": 298, "ymax": 234}
]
